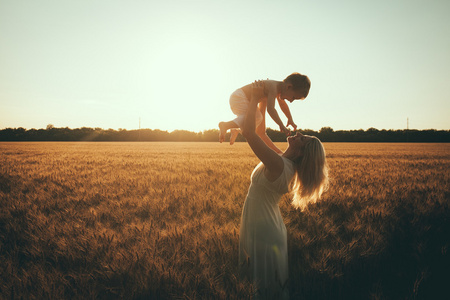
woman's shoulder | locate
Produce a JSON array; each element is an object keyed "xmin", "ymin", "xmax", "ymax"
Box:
[
  {"xmin": 259, "ymin": 157, "xmax": 294, "ymax": 194},
  {"xmin": 261, "ymin": 156, "xmax": 294, "ymax": 183},
  {"xmin": 281, "ymin": 156, "xmax": 295, "ymax": 173}
]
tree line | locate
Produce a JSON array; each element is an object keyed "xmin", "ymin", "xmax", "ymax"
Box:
[{"xmin": 0, "ymin": 126, "xmax": 449, "ymax": 142}]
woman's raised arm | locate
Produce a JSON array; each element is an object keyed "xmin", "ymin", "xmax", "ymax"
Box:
[{"xmin": 241, "ymin": 81, "xmax": 284, "ymax": 181}]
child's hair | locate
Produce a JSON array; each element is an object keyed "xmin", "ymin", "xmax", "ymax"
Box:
[
  {"xmin": 290, "ymin": 136, "xmax": 328, "ymax": 210},
  {"xmin": 284, "ymin": 72, "xmax": 311, "ymax": 98}
]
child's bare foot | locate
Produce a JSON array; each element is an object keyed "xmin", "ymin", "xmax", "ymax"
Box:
[
  {"xmin": 230, "ymin": 129, "xmax": 240, "ymax": 145},
  {"xmin": 219, "ymin": 122, "xmax": 226, "ymax": 143}
]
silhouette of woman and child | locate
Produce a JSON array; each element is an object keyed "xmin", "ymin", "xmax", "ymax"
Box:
[{"xmin": 219, "ymin": 73, "xmax": 329, "ymax": 299}]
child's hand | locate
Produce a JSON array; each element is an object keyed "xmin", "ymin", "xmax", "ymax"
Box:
[
  {"xmin": 280, "ymin": 125, "xmax": 290, "ymax": 136},
  {"xmin": 251, "ymin": 80, "xmax": 265, "ymax": 102},
  {"xmin": 286, "ymin": 119, "xmax": 297, "ymax": 131}
]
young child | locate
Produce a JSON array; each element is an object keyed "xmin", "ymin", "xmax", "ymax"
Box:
[{"xmin": 219, "ymin": 72, "xmax": 311, "ymax": 153}]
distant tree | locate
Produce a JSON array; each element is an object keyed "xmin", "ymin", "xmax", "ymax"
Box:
[
  {"xmin": 170, "ymin": 130, "xmax": 199, "ymax": 141},
  {"xmin": 318, "ymin": 127, "xmax": 335, "ymax": 142},
  {"xmin": 46, "ymin": 124, "xmax": 54, "ymax": 130},
  {"xmin": 319, "ymin": 127, "xmax": 334, "ymax": 134},
  {"xmin": 201, "ymin": 129, "xmax": 220, "ymax": 142},
  {"xmin": 266, "ymin": 128, "xmax": 287, "ymax": 142},
  {"xmin": 366, "ymin": 127, "xmax": 382, "ymax": 142}
]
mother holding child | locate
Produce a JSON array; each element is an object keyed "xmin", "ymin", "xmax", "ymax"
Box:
[{"xmin": 237, "ymin": 80, "xmax": 329, "ymax": 299}]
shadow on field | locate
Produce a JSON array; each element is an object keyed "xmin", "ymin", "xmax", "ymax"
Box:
[{"xmin": 286, "ymin": 192, "xmax": 450, "ymax": 299}]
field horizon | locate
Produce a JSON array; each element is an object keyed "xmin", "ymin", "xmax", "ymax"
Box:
[
  {"xmin": 2, "ymin": 126, "xmax": 449, "ymax": 143},
  {"xmin": 1, "ymin": 142, "xmax": 449, "ymax": 299}
]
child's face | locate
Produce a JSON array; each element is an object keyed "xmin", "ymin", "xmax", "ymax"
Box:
[{"xmin": 282, "ymin": 85, "xmax": 305, "ymax": 103}]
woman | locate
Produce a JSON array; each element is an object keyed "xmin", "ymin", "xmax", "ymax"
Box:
[{"xmin": 239, "ymin": 81, "xmax": 328, "ymax": 299}]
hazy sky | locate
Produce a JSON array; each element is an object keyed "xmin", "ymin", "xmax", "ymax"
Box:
[{"xmin": 1, "ymin": 0, "xmax": 449, "ymax": 132}]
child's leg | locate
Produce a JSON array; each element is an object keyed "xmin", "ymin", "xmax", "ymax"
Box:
[
  {"xmin": 220, "ymin": 105, "xmax": 260, "ymax": 144},
  {"xmin": 219, "ymin": 120, "xmax": 239, "ymax": 143},
  {"xmin": 222, "ymin": 89, "xmax": 247, "ymax": 144},
  {"xmin": 229, "ymin": 128, "xmax": 240, "ymax": 145}
]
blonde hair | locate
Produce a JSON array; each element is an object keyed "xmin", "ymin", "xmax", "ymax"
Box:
[{"xmin": 290, "ymin": 136, "xmax": 329, "ymax": 210}]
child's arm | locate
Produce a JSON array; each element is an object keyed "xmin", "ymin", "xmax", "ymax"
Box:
[
  {"xmin": 266, "ymin": 93, "xmax": 290, "ymax": 135},
  {"xmin": 256, "ymin": 101, "xmax": 283, "ymax": 154},
  {"xmin": 277, "ymin": 98, "xmax": 297, "ymax": 130}
]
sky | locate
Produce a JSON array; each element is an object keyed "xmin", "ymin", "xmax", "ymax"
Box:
[{"xmin": 1, "ymin": 0, "xmax": 449, "ymax": 132}]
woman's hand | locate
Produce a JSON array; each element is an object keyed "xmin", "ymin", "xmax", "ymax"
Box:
[{"xmin": 279, "ymin": 124, "xmax": 290, "ymax": 136}]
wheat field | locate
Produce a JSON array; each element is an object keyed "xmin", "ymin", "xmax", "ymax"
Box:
[{"xmin": 1, "ymin": 142, "xmax": 449, "ymax": 299}]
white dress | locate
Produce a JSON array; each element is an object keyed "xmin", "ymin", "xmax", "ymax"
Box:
[{"xmin": 239, "ymin": 157, "xmax": 295, "ymax": 299}]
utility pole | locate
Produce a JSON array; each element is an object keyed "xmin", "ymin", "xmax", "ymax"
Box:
[{"xmin": 406, "ymin": 117, "xmax": 409, "ymax": 143}]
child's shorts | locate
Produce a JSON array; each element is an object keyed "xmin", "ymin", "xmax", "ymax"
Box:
[{"xmin": 229, "ymin": 88, "xmax": 263, "ymax": 129}]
